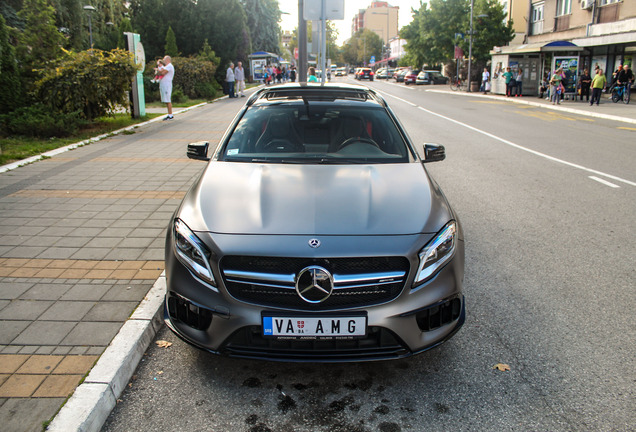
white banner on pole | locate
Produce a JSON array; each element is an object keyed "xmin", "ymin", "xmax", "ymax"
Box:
[{"xmin": 303, "ymin": 0, "xmax": 344, "ymax": 20}]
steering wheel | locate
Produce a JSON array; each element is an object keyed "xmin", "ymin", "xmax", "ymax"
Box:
[
  {"xmin": 337, "ymin": 137, "xmax": 380, "ymax": 152},
  {"xmin": 258, "ymin": 139, "xmax": 304, "ymax": 153}
]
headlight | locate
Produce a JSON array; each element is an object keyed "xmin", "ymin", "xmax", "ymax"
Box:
[
  {"xmin": 173, "ymin": 219, "xmax": 216, "ymax": 286},
  {"xmin": 414, "ymin": 221, "xmax": 457, "ymax": 286}
]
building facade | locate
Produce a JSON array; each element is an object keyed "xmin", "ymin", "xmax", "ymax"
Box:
[
  {"xmin": 491, "ymin": 0, "xmax": 635, "ymax": 95},
  {"xmin": 350, "ymin": 1, "xmax": 399, "ymax": 45}
]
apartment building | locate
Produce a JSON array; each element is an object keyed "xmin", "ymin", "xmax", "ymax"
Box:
[
  {"xmin": 491, "ymin": 0, "xmax": 635, "ymax": 96},
  {"xmin": 350, "ymin": 1, "xmax": 399, "ymax": 45}
]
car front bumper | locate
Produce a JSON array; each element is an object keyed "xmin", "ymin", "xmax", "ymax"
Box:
[{"xmin": 164, "ymin": 227, "xmax": 465, "ymax": 362}]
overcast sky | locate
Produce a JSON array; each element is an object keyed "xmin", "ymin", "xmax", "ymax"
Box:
[{"xmin": 278, "ymin": 0, "xmax": 425, "ymax": 45}]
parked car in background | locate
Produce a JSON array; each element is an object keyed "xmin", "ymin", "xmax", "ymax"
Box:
[
  {"xmin": 376, "ymin": 68, "xmax": 395, "ymax": 79},
  {"xmin": 416, "ymin": 70, "xmax": 449, "ymax": 85},
  {"xmin": 392, "ymin": 67, "xmax": 407, "ymax": 80},
  {"xmin": 165, "ymin": 83, "xmax": 465, "ymax": 362},
  {"xmin": 395, "ymin": 69, "xmax": 408, "ymax": 83},
  {"xmin": 404, "ymin": 69, "xmax": 421, "ymax": 85},
  {"xmin": 355, "ymin": 67, "xmax": 374, "ymax": 81}
]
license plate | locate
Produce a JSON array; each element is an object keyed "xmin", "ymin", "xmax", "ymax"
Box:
[{"xmin": 262, "ymin": 316, "xmax": 366, "ymax": 338}]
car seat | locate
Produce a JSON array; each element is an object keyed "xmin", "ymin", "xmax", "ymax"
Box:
[{"xmin": 254, "ymin": 113, "xmax": 304, "ymax": 153}]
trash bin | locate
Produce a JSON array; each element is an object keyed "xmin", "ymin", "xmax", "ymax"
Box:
[{"xmin": 471, "ymin": 81, "xmax": 479, "ymax": 92}]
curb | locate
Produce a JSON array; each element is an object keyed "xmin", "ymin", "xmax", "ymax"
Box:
[
  {"xmin": 47, "ymin": 274, "xmax": 166, "ymax": 432},
  {"xmin": 425, "ymin": 88, "xmax": 636, "ymax": 125}
]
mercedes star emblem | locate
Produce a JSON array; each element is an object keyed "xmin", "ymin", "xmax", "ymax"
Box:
[
  {"xmin": 308, "ymin": 238, "xmax": 321, "ymax": 248},
  {"xmin": 295, "ymin": 266, "xmax": 334, "ymax": 303}
]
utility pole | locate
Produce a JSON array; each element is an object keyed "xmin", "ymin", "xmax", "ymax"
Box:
[
  {"xmin": 298, "ymin": 0, "xmax": 307, "ymax": 82},
  {"xmin": 467, "ymin": 0, "xmax": 474, "ymax": 91}
]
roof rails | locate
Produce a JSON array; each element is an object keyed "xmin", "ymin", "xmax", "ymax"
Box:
[{"xmin": 247, "ymin": 84, "xmax": 386, "ymax": 107}]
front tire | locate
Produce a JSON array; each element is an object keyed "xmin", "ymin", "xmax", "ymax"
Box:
[{"xmin": 611, "ymin": 90, "xmax": 620, "ymax": 103}]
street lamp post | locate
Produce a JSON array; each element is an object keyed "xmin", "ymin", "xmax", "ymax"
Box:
[{"xmin": 83, "ymin": 5, "xmax": 96, "ymax": 49}]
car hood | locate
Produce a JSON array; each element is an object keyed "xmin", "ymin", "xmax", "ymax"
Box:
[{"xmin": 179, "ymin": 162, "xmax": 451, "ymax": 236}]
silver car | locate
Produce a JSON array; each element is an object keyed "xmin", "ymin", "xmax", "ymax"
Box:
[{"xmin": 165, "ymin": 83, "xmax": 465, "ymax": 362}]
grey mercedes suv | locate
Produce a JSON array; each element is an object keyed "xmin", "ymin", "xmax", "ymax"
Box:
[{"xmin": 165, "ymin": 83, "xmax": 465, "ymax": 362}]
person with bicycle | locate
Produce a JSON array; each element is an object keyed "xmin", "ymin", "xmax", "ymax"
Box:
[{"xmin": 616, "ymin": 64, "xmax": 633, "ymax": 101}]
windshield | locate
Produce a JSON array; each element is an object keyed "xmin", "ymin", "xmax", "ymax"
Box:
[{"xmin": 221, "ymin": 104, "xmax": 412, "ymax": 164}]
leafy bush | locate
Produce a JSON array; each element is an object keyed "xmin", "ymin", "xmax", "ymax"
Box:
[
  {"xmin": 194, "ymin": 82, "xmax": 217, "ymax": 100},
  {"xmin": 171, "ymin": 89, "xmax": 187, "ymax": 104},
  {"xmin": 35, "ymin": 48, "xmax": 139, "ymax": 120},
  {"xmin": 1, "ymin": 104, "xmax": 84, "ymax": 137},
  {"xmin": 145, "ymin": 56, "xmax": 218, "ymax": 101}
]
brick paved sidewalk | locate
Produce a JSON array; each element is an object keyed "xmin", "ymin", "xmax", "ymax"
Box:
[{"xmin": 0, "ymin": 99, "xmax": 243, "ymax": 432}]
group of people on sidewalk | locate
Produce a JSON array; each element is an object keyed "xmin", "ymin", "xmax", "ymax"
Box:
[
  {"xmin": 542, "ymin": 63, "xmax": 633, "ymax": 106},
  {"xmin": 224, "ymin": 61, "xmax": 246, "ymax": 98}
]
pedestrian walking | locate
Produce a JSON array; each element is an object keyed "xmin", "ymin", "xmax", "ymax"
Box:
[
  {"xmin": 226, "ymin": 62, "xmax": 236, "ymax": 98},
  {"xmin": 590, "ymin": 68, "xmax": 607, "ymax": 106},
  {"xmin": 159, "ymin": 55, "xmax": 175, "ymax": 120},
  {"xmin": 515, "ymin": 67, "xmax": 523, "ymax": 96},
  {"xmin": 235, "ymin": 61, "xmax": 246, "ymax": 97},
  {"xmin": 579, "ymin": 69, "xmax": 591, "ymax": 102},
  {"xmin": 290, "ymin": 66, "xmax": 297, "ymax": 83}
]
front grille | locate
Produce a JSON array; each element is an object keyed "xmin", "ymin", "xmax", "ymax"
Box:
[
  {"xmin": 221, "ymin": 326, "xmax": 410, "ymax": 361},
  {"xmin": 220, "ymin": 256, "xmax": 410, "ymax": 310}
]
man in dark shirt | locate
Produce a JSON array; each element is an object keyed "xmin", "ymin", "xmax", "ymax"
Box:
[{"xmin": 616, "ymin": 64, "xmax": 634, "ymax": 99}]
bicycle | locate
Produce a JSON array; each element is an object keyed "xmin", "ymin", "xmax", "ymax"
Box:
[
  {"xmin": 611, "ymin": 83, "xmax": 630, "ymax": 104},
  {"xmin": 450, "ymin": 76, "xmax": 466, "ymax": 91}
]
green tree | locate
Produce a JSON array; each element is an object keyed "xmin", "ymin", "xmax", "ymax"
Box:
[
  {"xmin": 199, "ymin": 38, "xmax": 220, "ymax": 65},
  {"xmin": 471, "ymin": 0, "xmax": 514, "ymax": 64},
  {"xmin": 16, "ymin": 0, "xmax": 65, "ymax": 92},
  {"xmin": 241, "ymin": 0, "xmax": 280, "ymax": 53},
  {"xmin": 342, "ymin": 29, "xmax": 382, "ymax": 66},
  {"xmin": 164, "ymin": 25, "xmax": 178, "ymax": 56},
  {"xmin": 400, "ymin": 0, "xmax": 513, "ymax": 77},
  {"xmin": 0, "ymin": 15, "xmax": 23, "ymax": 114},
  {"xmin": 17, "ymin": 0, "xmax": 64, "ymax": 64}
]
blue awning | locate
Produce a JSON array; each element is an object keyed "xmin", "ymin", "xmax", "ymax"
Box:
[{"xmin": 491, "ymin": 41, "xmax": 584, "ymax": 55}]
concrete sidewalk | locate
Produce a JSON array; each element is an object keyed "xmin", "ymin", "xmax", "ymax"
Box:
[
  {"xmin": 427, "ymin": 87, "xmax": 636, "ymax": 125},
  {"xmin": 0, "ymin": 95, "xmax": 246, "ymax": 431}
]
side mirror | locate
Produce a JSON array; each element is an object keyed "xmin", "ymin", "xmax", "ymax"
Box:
[
  {"xmin": 187, "ymin": 141, "xmax": 210, "ymax": 161},
  {"xmin": 422, "ymin": 143, "xmax": 446, "ymax": 163}
]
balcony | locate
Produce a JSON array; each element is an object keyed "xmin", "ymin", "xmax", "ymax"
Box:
[
  {"xmin": 555, "ymin": 15, "xmax": 570, "ymax": 32},
  {"xmin": 598, "ymin": 3, "xmax": 620, "ymax": 24}
]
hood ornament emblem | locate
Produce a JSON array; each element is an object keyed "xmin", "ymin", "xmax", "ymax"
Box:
[{"xmin": 308, "ymin": 238, "xmax": 321, "ymax": 248}]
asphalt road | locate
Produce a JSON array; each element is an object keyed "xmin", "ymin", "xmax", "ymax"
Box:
[{"xmin": 102, "ymin": 79, "xmax": 636, "ymax": 432}]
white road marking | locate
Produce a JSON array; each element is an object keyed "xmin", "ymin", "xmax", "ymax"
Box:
[
  {"xmin": 589, "ymin": 176, "xmax": 620, "ymax": 188},
  {"xmin": 378, "ymin": 91, "xmax": 636, "ymax": 188}
]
